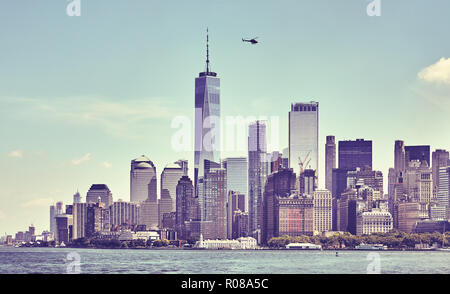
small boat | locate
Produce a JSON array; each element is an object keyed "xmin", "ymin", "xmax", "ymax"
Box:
[{"xmin": 436, "ymin": 248, "xmax": 450, "ymax": 252}]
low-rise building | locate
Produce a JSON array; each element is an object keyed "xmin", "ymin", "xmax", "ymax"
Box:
[
  {"xmin": 194, "ymin": 236, "xmax": 258, "ymax": 249},
  {"xmin": 356, "ymin": 209, "xmax": 393, "ymax": 235},
  {"xmin": 236, "ymin": 237, "xmax": 258, "ymax": 249},
  {"xmin": 118, "ymin": 230, "xmax": 160, "ymax": 241}
]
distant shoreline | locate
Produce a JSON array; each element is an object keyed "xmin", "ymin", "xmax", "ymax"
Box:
[{"xmin": 3, "ymin": 245, "xmax": 447, "ymax": 252}]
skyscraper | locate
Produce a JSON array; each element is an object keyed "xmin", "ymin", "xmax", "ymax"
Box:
[
  {"xmin": 55, "ymin": 214, "xmax": 73, "ymax": 244},
  {"xmin": 73, "ymin": 190, "xmax": 82, "ymax": 204},
  {"xmin": 86, "ymin": 184, "xmax": 113, "ymax": 207},
  {"xmin": 338, "ymin": 139, "xmax": 372, "ymax": 170},
  {"xmin": 325, "ymin": 136, "xmax": 336, "ymax": 192},
  {"xmin": 299, "ymin": 169, "xmax": 317, "ymax": 195},
  {"xmin": 405, "ymin": 145, "xmax": 430, "ymax": 166},
  {"xmin": 130, "ymin": 155, "xmax": 157, "ymax": 203},
  {"xmin": 56, "ymin": 201, "xmax": 64, "ymax": 215},
  {"xmin": 203, "ymin": 161, "xmax": 227, "ymax": 240},
  {"xmin": 72, "ymin": 202, "xmax": 86, "ymax": 240},
  {"xmin": 194, "ymin": 29, "xmax": 220, "ymax": 197},
  {"xmin": 176, "ymin": 176, "xmax": 199, "ymax": 240},
  {"xmin": 227, "ymin": 191, "xmax": 246, "ymax": 239},
  {"xmin": 435, "ymin": 166, "xmax": 450, "ymax": 220},
  {"xmin": 49, "ymin": 205, "xmax": 56, "ymax": 234},
  {"xmin": 394, "ymin": 140, "xmax": 406, "ymax": 173},
  {"xmin": 289, "ymin": 102, "xmax": 319, "ymax": 178},
  {"xmin": 224, "ymin": 157, "xmax": 248, "ymax": 211},
  {"xmin": 248, "ymin": 120, "xmax": 268, "ymax": 237},
  {"xmin": 160, "ymin": 161, "xmax": 186, "ymax": 224},
  {"xmin": 403, "ymin": 160, "xmax": 433, "ymax": 218},
  {"xmin": 262, "ymin": 168, "xmax": 297, "ymax": 243},
  {"xmin": 331, "ymin": 167, "xmax": 354, "ymax": 231},
  {"xmin": 269, "ymin": 151, "xmax": 284, "ymax": 173},
  {"xmin": 432, "ymin": 149, "xmax": 449, "ymax": 197},
  {"xmin": 313, "ymin": 189, "xmax": 333, "ymax": 233},
  {"xmin": 85, "ymin": 202, "xmax": 110, "ymax": 238}
]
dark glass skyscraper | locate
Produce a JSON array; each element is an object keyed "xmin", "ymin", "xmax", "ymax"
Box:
[
  {"xmin": 338, "ymin": 139, "xmax": 372, "ymax": 170},
  {"xmin": 405, "ymin": 145, "xmax": 430, "ymax": 166},
  {"xmin": 248, "ymin": 120, "xmax": 268, "ymax": 238},
  {"xmin": 194, "ymin": 29, "xmax": 221, "ymax": 197}
]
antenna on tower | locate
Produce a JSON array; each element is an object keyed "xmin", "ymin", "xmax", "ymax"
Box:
[{"xmin": 206, "ymin": 27, "xmax": 210, "ymax": 73}]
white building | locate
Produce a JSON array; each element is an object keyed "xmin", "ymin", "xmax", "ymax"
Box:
[
  {"xmin": 433, "ymin": 166, "xmax": 450, "ymax": 220},
  {"xmin": 194, "ymin": 235, "xmax": 258, "ymax": 249},
  {"xmin": 236, "ymin": 237, "xmax": 258, "ymax": 249},
  {"xmin": 286, "ymin": 243, "xmax": 321, "ymax": 250},
  {"xmin": 313, "ymin": 189, "xmax": 332, "ymax": 233},
  {"xmin": 356, "ymin": 209, "xmax": 393, "ymax": 235}
]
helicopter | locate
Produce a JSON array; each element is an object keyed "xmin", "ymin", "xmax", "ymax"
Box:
[{"xmin": 242, "ymin": 37, "xmax": 259, "ymax": 44}]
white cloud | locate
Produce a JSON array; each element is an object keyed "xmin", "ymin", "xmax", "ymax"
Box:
[
  {"xmin": 20, "ymin": 197, "xmax": 54, "ymax": 208},
  {"xmin": 8, "ymin": 150, "xmax": 23, "ymax": 158},
  {"xmin": 101, "ymin": 161, "xmax": 112, "ymax": 168},
  {"xmin": 71, "ymin": 153, "xmax": 91, "ymax": 165},
  {"xmin": 0, "ymin": 210, "xmax": 5, "ymax": 219},
  {"xmin": 418, "ymin": 57, "xmax": 450, "ymax": 84}
]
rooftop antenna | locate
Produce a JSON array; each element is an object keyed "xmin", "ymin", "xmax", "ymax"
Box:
[{"xmin": 206, "ymin": 27, "xmax": 210, "ymax": 73}]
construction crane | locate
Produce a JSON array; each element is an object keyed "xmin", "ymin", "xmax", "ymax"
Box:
[{"xmin": 298, "ymin": 151, "xmax": 311, "ymax": 174}]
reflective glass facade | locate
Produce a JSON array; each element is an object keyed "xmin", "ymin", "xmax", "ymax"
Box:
[
  {"xmin": 194, "ymin": 73, "xmax": 221, "ymax": 197},
  {"xmin": 288, "ymin": 102, "xmax": 319, "ymax": 179},
  {"xmin": 130, "ymin": 155, "xmax": 157, "ymax": 203}
]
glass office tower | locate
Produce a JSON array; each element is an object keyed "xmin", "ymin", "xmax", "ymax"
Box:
[
  {"xmin": 338, "ymin": 139, "xmax": 372, "ymax": 170},
  {"xmin": 288, "ymin": 102, "xmax": 319, "ymax": 179},
  {"xmin": 194, "ymin": 29, "xmax": 220, "ymax": 197},
  {"xmin": 224, "ymin": 157, "xmax": 248, "ymax": 212},
  {"xmin": 248, "ymin": 120, "xmax": 268, "ymax": 237},
  {"xmin": 130, "ymin": 155, "xmax": 157, "ymax": 203}
]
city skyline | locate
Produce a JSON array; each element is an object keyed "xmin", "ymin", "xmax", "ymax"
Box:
[{"xmin": 2, "ymin": 1, "xmax": 450, "ymax": 236}]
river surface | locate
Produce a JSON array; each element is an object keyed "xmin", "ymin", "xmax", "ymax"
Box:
[{"xmin": 0, "ymin": 247, "xmax": 448, "ymax": 274}]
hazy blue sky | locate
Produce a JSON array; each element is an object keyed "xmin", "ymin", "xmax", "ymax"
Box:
[{"xmin": 1, "ymin": 0, "xmax": 450, "ymax": 236}]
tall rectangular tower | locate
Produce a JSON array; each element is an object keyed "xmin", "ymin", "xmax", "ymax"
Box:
[
  {"xmin": 394, "ymin": 140, "xmax": 406, "ymax": 173},
  {"xmin": 248, "ymin": 120, "xmax": 268, "ymax": 237},
  {"xmin": 338, "ymin": 139, "xmax": 372, "ymax": 170},
  {"xmin": 289, "ymin": 102, "xmax": 319, "ymax": 178},
  {"xmin": 405, "ymin": 145, "xmax": 430, "ymax": 166},
  {"xmin": 130, "ymin": 155, "xmax": 157, "ymax": 203},
  {"xmin": 194, "ymin": 29, "xmax": 220, "ymax": 197},
  {"xmin": 432, "ymin": 149, "xmax": 449, "ymax": 197},
  {"xmin": 325, "ymin": 135, "xmax": 336, "ymax": 192},
  {"xmin": 225, "ymin": 157, "xmax": 248, "ymax": 212}
]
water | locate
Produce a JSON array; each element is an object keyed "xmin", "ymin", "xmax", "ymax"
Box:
[{"xmin": 0, "ymin": 247, "xmax": 449, "ymax": 274}]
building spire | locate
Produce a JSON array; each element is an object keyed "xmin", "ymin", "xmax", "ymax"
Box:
[{"xmin": 206, "ymin": 27, "xmax": 210, "ymax": 73}]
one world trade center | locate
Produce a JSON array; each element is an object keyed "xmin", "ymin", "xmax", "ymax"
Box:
[{"xmin": 194, "ymin": 29, "xmax": 221, "ymax": 199}]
